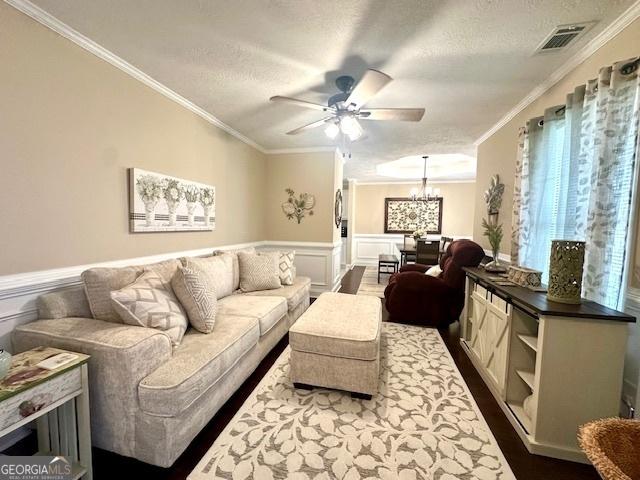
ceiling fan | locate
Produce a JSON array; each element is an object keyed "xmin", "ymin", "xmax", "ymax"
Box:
[{"xmin": 270, "ymin": 69, "xmax": 425, "ymax": 141}]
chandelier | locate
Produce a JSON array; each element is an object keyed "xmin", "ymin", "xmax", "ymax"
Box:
[{"xmin": 410, "ymin": 156, "xmax": 440, "ymax": 201}]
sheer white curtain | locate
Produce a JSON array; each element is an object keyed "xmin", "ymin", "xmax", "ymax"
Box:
[{"xmin": 512, "ymin": 58, "xmax": 640, "ymax": 309}]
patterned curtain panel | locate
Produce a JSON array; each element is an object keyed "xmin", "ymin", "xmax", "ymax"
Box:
[{"xmin": 513, "ymin": 57, "xmax": 640, "ymax": 309}]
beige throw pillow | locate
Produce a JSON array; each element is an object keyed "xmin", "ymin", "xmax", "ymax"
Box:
[
  {"xmin": 213, "ymin": 247, "xmax": 256, "ymax": 291},
  {"xmin": 171, "ymin": 266, "xmax": 218, "ymax": 333},
  {"xmin": 238, "ymin": 251, "xmax": 281, "ymax": 292},
  {"xmin": 279, "ymin": 251, "xmax": 295, "ymax": 285},
  {"xmin": 110, "ymin": 270, "xmax": 188, "ymax": 347},
  {"xmin": 181, "ymin": 255, "xmax": 234, "ymax": 299}
]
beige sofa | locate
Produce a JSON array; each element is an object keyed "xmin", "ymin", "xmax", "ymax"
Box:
[{"xmin": 11, "ymin": 252, "xmax": 310, "ymax": 468}]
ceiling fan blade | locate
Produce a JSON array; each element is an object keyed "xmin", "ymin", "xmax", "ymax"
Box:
[
  {"xmin": 344, "ymin": 69, "xmax": 392, "ymax": 108},
  {"xmin": 286, "ymin": 117, "xmax": 334, "ymax": 135},
  {"xmin": 359, "ymin": 108, "xmax": 425, "ymax": 121},
  {"xmin": 270, "ymin": 96, "xmax": 335, "ymax": 112}
]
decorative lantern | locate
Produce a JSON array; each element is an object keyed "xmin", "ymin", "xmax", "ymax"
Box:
[{"xmin": 547, "ymin": 240, "xmax": 585, "ymax": 304}]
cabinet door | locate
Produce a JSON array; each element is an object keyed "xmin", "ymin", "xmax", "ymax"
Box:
[
  {"xmin": 469, "ymin": 292, "xmax": 488, "ymax": 362},
  {"xmin": 484, "ymin": 301, "xmax": 511, "ymax": 394}
]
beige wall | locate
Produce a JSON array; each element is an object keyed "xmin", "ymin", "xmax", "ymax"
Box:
[
  {"xmin": 474, "ymin": 17, "xmax": 640, "ymax": 256},
  {"xmin": 353, "ymin": 182, "xmax": 476, "ymax": 236},
  {"xmin": 0, "ymin": 4, "xmax": 267, "ymax": 275},
  {"xmin": 265, "ymin": 151, "xmax": 339, "ymax": 243}
]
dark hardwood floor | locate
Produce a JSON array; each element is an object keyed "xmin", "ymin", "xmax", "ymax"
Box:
[{"xmin": 4, "ymin": 265, "xmax": 598, "ymax": 479}]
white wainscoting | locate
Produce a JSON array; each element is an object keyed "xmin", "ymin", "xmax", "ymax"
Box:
[
  {"xmin": 0, "ymin": 240, "xmax": 344, "ymax": 352},
  {"xmin": 261, "ymin": 240, "xmax": 343, "ymax": 298},
  {"xmin": 353, "ymin": 234, "xmax": 405, "ymax": 266},
  {"xmin": 352, "ymin": 234, "xmax": 476, "ymax": 266}
]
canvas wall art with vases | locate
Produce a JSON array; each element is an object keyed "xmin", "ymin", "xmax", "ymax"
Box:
[{"xmin": 129, "ymin": 168, "xmax": 215, "ymax": 233}]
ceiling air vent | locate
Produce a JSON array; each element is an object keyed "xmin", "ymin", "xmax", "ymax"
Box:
[{"xmin": 534, "ymin": 22, "xmax": 595, "ymax": 54}]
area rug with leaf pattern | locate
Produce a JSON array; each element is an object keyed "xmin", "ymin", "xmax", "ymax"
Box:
[{"xmin": 188, "ymin": 322, "xmax": 515, "ymax": 480}]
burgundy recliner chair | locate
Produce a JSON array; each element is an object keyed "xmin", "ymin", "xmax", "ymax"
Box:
[{"xmin": 384, "ymin": 239, "xmax": 485, "ymax": 327}]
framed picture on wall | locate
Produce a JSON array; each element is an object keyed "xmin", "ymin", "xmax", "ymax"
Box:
[
  {"xmin": 384, "ymin": 197, "xmax": 443, "ymax": 234},
  {"xmin": 128, "ymin": 168, "xmax": 215, "ymax": 233}
]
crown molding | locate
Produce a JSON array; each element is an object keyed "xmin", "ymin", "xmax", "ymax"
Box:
[
  {"xmin": 474, "ymin": 0, "xmax": 640, "ymax": 146},
  {"xmin": 4, "ymin": 0, "xmax": 269, "ymax": 154}
]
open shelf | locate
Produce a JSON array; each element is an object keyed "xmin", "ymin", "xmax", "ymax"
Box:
[
  {"xmin": 507, "ymin": 402, "xmax": 532, "ymax": 434},
  {"xmin": 516, "ymin": 369, "xmax": 535, "ymax": 390},
  {"xmin": 518, "ymin": 334, "xmax": 538, "ymax": 352}
]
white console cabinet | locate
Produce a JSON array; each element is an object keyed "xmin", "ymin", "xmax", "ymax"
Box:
[{"xmin": 461, "ymin": 267, "xmax": 634, "ymax": 463}]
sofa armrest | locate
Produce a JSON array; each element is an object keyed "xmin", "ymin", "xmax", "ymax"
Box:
[{"xmin": 12, "ymin": 317, "xmax": 172, "ymax": 457}]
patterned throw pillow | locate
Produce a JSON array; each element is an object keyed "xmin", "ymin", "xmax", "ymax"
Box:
[
  {"xmin": 181, "ymin": 255, "xmax": 234, "ymax": 299},
  {"xmin": 111, "ymin": 270, "xmax": 188, "ymax": 347},
  {"xmin": 171, "ymin": 266, "xmax": 218, "ymax": 334},
  {"xmin": 279, "ymin": 251, "xmax": 295, "ymax": 285},
  {"xmin": 238, "ymin": 252, "xmax": 281, "ymax": 292}
]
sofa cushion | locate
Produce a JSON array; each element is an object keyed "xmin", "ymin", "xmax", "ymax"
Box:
[
  {"xmin": 214, "ymin": 248, "xmax": 256, "ymax": 291},
  {"xmin": 138, "ymin": 314, "xmax": 259, "ymax": 417},
  {"xmin": 82, "ymin": 259, "xmax": 180, "ymax": 323},
  {"xmin": 218, "ymin": 295, "xmax": 287, "ymax": 336},
  {"xmin": 238, "ymin": 252, "xmax": 281, "ymax": 292},
  {"xmin": 171, "ymin": 266, "xmax": 218, "ymax": 333},
  {"xmin": 182, "ymin": 255, "xmax": 234, "ymax": 299},
  {"xmin": 111, "ymin": 270, "xmax": 188, "ymax": 347},
  {"xmin": 241, "ymin": 276, "xmax": 311, "ymax": 310}
]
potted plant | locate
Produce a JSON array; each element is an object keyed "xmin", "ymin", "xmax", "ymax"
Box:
[{"xmin": 483, "ymin": 175, "xmax": 506, "ymax": 272}]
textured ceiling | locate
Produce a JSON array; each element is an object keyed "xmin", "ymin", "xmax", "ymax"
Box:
[{"xmin": 29, "ymin": 0, "xmax": 635, "ymax": 180}]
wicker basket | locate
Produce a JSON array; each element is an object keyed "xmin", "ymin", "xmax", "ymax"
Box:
[{"xmin": 578, "ymin": 418, "xmax": 640, "ymax": 480}]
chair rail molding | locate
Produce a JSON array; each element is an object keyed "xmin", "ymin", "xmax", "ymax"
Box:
[
  {"xmin": 261, "ymin": 240, "xmax": 343, "ymax": 297},
  {"xmin": 0, "ymin": 239, "xmax": 345, "ymax": 350}
]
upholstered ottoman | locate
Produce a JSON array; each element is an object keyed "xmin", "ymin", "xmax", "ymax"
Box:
[{"xmin": 289, "ymin": 292, "xmax": 381, "ymax": 399}]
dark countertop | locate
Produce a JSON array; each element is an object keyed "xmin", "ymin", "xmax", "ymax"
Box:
[{"xmin": 464, "ymin": 266, "xmax": 635, "ymax": 323}]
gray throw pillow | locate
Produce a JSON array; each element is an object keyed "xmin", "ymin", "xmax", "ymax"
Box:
[
  {"xmin": 111, "ymin": 270, "xmax": 188, "ymax": 347},
  {"xmin": 82, "ymin": 258, "xmax": 180, "ymax": 323},
  {"xmin": 238, "ymin": 252, "xmax": 281, "ymax": 292},
  {"xmin": 171, "ymin": 266, "xmax": 218, "ymax": 333}
]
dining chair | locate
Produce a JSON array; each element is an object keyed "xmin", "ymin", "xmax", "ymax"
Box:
[
  {"xmin": 403, "ymin": 235, "xmax": 417, "ymax": 265},
  {"xmin": 416, "ymin": 239, "xmax": 439, "ymax": 266},
  {"xmin": 439, "ymin": 236, "xmax": 454, "ymax": 261}
]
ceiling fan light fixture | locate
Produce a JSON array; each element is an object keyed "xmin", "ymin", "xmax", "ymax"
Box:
[
  {"xmin": 324, "ymin": 122, "xmax": 339, "ymax": 139},
  {"xmin": 340, "ymin": 116, "xmax": 363, "ymax": 140}
]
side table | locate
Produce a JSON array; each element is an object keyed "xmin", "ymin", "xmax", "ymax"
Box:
[
  {"xmin": 0, "ymin": 347, "xmax": 92, "ymax": 479},
  {"xmin": 378, "ymin": 254, "xmax": 399, "ymax": 283}
]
